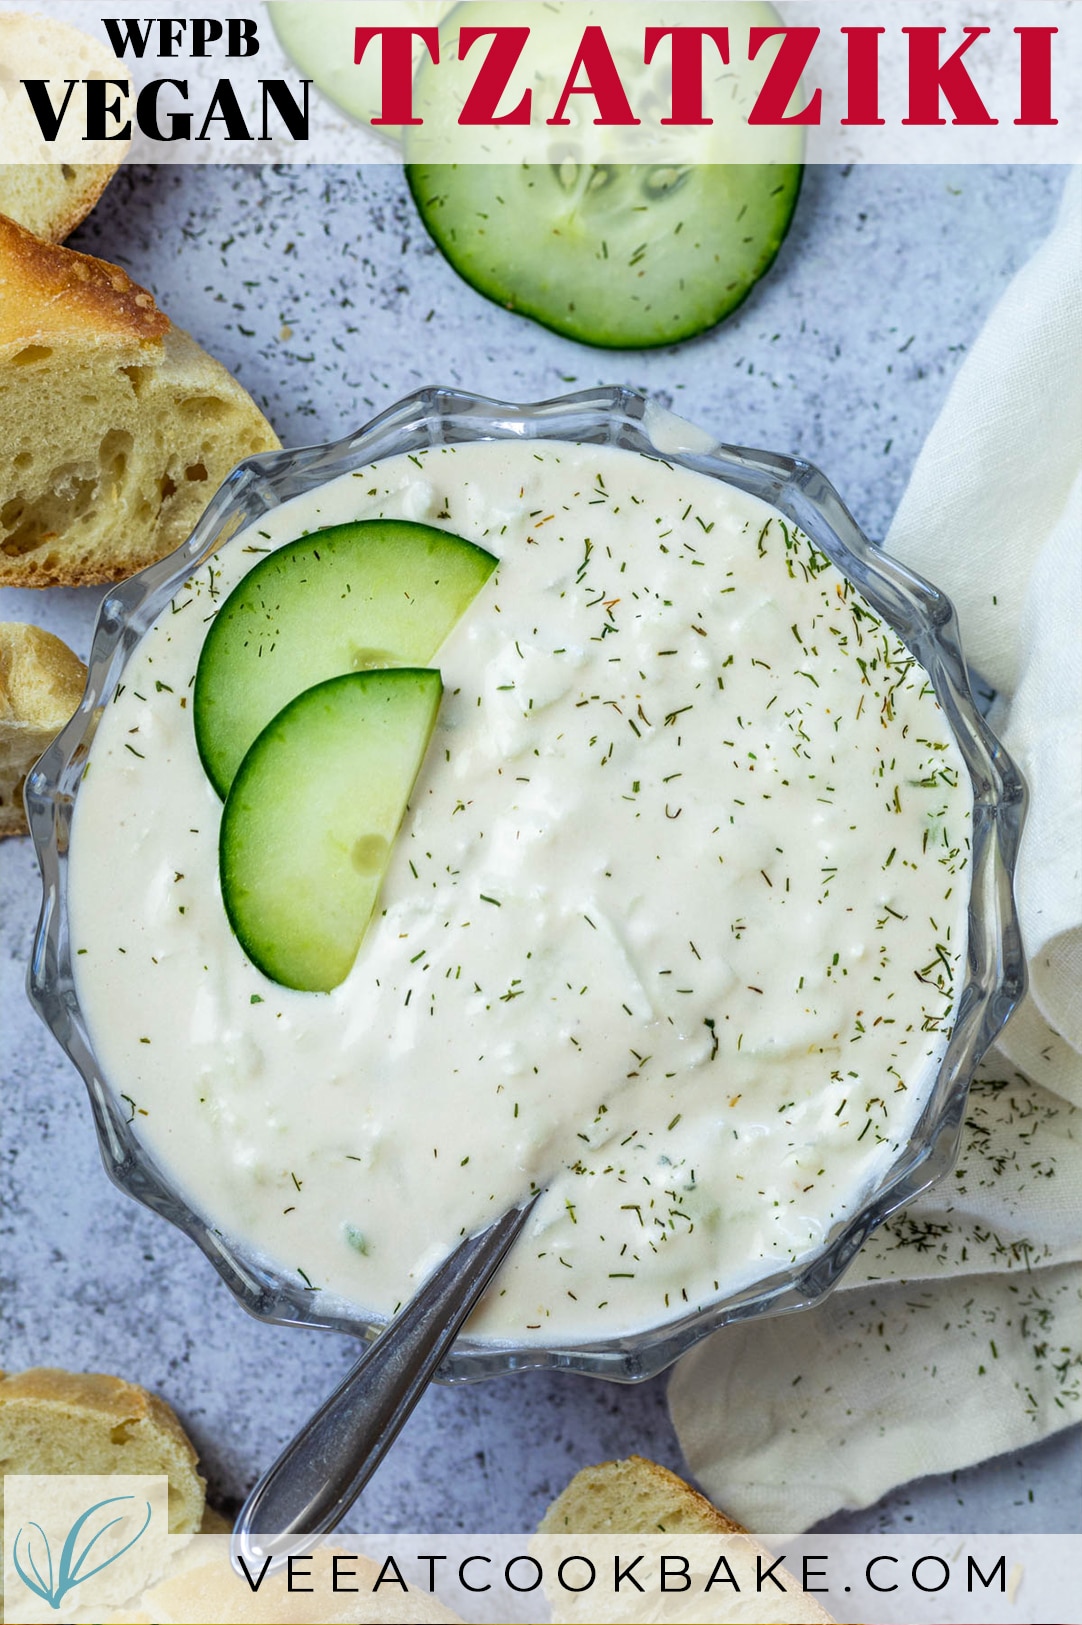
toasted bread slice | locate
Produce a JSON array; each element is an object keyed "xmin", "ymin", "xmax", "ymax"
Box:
[
  {"xmin": 0, "ymin": 213, "xmax": 280, "ymax": 586},
  {"xmin": 538, "ymin": 1457, "xmax": 838, "ymax": 1624},
  {"xmin": 0, "ymin": 11, "xmax": 130, "ymax": 240},
  {"xmin": 0, "ymin": 622, "xmax": 86, "ymax": 836},
  {"xmin": 0, "ymin": 1367, "xmax": 206, "ymax": 1534},
  {"xmin": 540, "ymin": 1454, "xmax": 746, "ymax": 1537}
]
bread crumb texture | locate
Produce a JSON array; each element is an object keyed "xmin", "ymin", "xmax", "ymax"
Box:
[
  {"xmin": 0, "ymin": 11, "xmax": 130, "ymax": 235},
  {"xmin": 0, "ymin": 161, "xmax": 118, "ymax": 245},
  {"xmin": 538, "ymin": 1458, "xmax": 840, "ymax": 1624},
  {"xmin": 0, "ymin": 1367, "xmax": 206, "ymax": 1570},
  {"xmin": 0, "ymin": 622, "xmax": 86, "ymax": 836},
  {"xmin": 539, "ymin": 1455, "xmax": 746, "ymax": 1536},
  {"xmin": 0, "ymin": 214, "xmax": 280, "ymax": 586}
]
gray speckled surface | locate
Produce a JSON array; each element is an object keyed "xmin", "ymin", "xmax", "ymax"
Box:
[{"xmin": 1, "ymin": 162, "xmax": 1078, "ymax": 1537}]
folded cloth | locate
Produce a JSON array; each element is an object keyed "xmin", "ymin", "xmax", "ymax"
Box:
[
  {"xmin": 670, "ymin": 1067, "xmax": 1080, "ymax": 1531},
  {"xmin": 669, "ymin": 169, "xmax": 1082, "ymax": 1532}
]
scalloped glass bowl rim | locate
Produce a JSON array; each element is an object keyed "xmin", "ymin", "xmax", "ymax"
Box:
[{"xmin": 25, "ymin": 385, "xmax": 1026, "ymax": 1384}]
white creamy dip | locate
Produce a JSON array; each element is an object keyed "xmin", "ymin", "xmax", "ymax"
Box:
[{"xmin": 69, "ymin": 440, "xmax": 970, "ymax": 1343}]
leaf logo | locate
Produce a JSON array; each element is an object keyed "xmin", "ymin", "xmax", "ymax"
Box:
[{"xmin": 12, "ymin": 1495, "xmax": 152, "ymax": 1610}]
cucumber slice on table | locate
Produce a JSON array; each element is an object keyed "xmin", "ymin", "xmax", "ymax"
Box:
[
  {"xmin": 403, "ymin": 1, "xmax": 803, "ymax": 348},
  {"xmin": 267, "ymin": 1, "xmax": 456, "ymax": 140},
  {"xmin": 405, "ymin": 162, "xmax": 802, "ymax": 349},
  {"xmin": 194, "ymin": 520, "xmax": 496, "ymax": 798},
  {"xmin": 220, "ymin": 669, "xmax": 443, "ymax": 993}
]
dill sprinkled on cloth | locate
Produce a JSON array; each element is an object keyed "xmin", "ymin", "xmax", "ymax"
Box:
[{"xmin": 670, "ymin": 1062, "xmax": 1080, "ymax": 1532}]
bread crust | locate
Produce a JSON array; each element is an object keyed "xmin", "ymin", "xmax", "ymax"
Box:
[
  {"xmin": 45, "ymin": 168, "xmax": 114, "ymax": 242},
  {"xmin": 0, "ymin": 11, "xmax": 128, "ymax": 239},
  {"xmin": 0, "ymin": 11, "xmax": 132, "ymax": 184},
  {"xmin": 0, "ymin": 162, "xmax": 119, "ymax": 244},
  {"xmin": 0, "ymin": 1366, "xmax": 197, "ymax": 1448},
  {"xmin": 0, "ymin": 621, "xmax": 85, "ymax": 722},
  {"xmin": 0, "ymin": 211, "xmax": 168, "ymax": 347},
  {"xmin": 0, "ymin": 1366, "xmax": 206, "ymax": 1535},
  {"xmin": 0, "ymin": 217, "xmax": 280, "ymax": 587},
  {"xmin": 539, "ymin": 1454, "xmax": 746, "ymax": 1536},
  {"xmin": 538, "ymin": 1456, "xmax": 840, "ymax": 1623},
  {"xmin": 0, "ymin": 622, "xmax": 86, "ymax": 836}
]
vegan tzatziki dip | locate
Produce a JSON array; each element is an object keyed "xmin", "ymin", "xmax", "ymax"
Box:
[{"xmin": 68, "ymin": 439, "xmax": 970, "ymax": 1343}]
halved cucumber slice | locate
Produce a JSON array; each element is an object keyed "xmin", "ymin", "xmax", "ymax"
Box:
[
  {"xmin": 220, "ymin": 668, "xmax": 442, "ymax": 993},
  {"xmin": 405, "ymin": 161, "xmax": 802, "ymax": 349},
  {"xmin": 194, "ymin": 520, "xmax": 496, "ymax": 799}
]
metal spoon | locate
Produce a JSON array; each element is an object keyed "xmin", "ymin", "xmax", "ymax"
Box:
[{"xmin": 231, "ymin": 1192, "xmax": 540, "ymax": 1572}]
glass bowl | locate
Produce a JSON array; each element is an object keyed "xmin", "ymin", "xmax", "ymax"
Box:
[{"xmin": 25, "ymin": 385, "xmax": 1026, "ymax": 1383}]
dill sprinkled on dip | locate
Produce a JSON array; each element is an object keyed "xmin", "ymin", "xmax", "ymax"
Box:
[{"xmin": 68, "ymin": 441, "xmax": 971, "ymax": 1342}]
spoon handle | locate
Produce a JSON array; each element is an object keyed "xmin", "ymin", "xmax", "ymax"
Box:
[{"xmin": 232, "ymin": 1194, "xmax": 538, "ymax": 1566}]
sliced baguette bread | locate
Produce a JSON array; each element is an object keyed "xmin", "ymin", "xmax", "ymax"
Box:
[
  {"xmin": 0, "ymin": 622, "xmax": 86, "ymax": 836},
  {"xmin": 540, "ymin": 1454, "xmax": 745, "ymax": 1537},
  {"xmin": 0, "ymin": 1367, "xmax": 206, "ymax": 1534},
  {"xmin": 0, "ymin": 162, "xmax": 120, "ymax": 247},
  {"xmin": 0, "ymin": 10, "xmax": 130, "ymax": 240},
  {"xmin": 538, "ymin": 1457, "xmax": 837, "ymax": 1624},
  {"xmin": 0, "ymin": 213, "xmax": 280, "ymax": 587}
]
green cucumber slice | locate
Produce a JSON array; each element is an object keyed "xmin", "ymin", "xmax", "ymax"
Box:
[
  {"xmin": 405, "ymin": 161, "xmax": 802, "ymax": 348},
  {"xmin": 220, "ymin": 668, "xmax": 442, "ymax": 993},
  {"xmin": 267, "ymin": 1, "xmax": 456, "ymax": 141},
  {"xmin": 194, "ymin": 520, "xmax": 496, "ymax": 799},
  {"xmin": 403, "ymin": 2, "xmax": 803, "ymax": 348}
]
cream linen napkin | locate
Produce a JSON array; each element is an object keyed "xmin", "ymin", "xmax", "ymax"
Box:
[{"xmin": 669, "ymin": 169, "xmax": 1082, "ymax": 1532}]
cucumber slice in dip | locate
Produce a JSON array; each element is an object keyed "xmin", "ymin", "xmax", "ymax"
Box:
[
  {"xmin": 194, "ymin": 520, "xmax": 496, "ymax": 798},
  {"xmin": 405, "ymin": 161, "xmax": 802, "ymax": 349},
  {"xmin": 220, "ymin": 668, "xmax": 443, "ymax": 993}
]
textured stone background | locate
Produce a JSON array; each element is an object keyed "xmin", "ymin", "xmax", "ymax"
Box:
[{"xmin": 1, "ymin": 162, "xmax": 1078, "ymax": 1537}]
